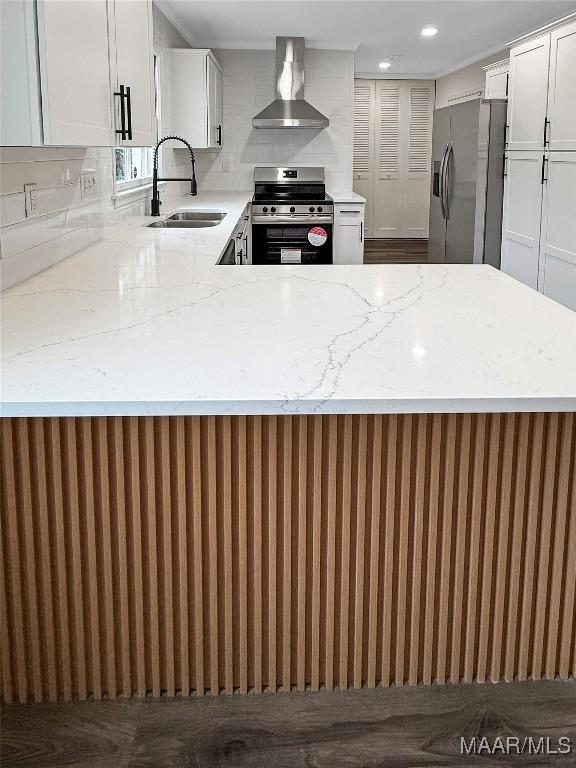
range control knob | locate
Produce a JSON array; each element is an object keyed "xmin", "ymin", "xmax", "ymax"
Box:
[
  {"xmin": 317, "ymin": 206, "xmax": 323, "ymax": 212},
  {"xmin": 271, "ymin": 206, "xmax": 276, "ymax": 213},
  {"xmin": 262, "ymin": 206, "xmax": 268, "ymax": 213},
  {"xmin": 309, "ymin": 206, "xmax": 315, "ymax": 213},
  {"xmin": 290, "ymin": 206, "xmax": 296, "ymax": 213}
]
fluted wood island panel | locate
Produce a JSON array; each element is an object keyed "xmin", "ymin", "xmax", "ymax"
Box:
[{"xmin": 1, "ymin": 413, "xmax": 575, "ymax": 702}]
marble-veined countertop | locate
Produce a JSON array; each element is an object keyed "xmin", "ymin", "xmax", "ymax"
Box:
[{"xmin": 2, "ymin": 191, "xmax": 575, "ymax": 417}]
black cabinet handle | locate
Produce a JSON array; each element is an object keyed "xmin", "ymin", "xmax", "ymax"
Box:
[
  {"xmin": 217, "ymin": 125, "xmax": 222, "ymax": 146},
  {"xmin": 541, "ymin": 155, "xmax": 548, "ymax": 184},
  {"xmin": 543, "ymin": 117, "xmax": 550, "ymax": 147},
  {"xmin": 125, "ymin": 85, "xmax": 132, "ymax": 141},
  {"xmin": 115, "ymin": 84, "xmax": 127, "ymax": 140}
]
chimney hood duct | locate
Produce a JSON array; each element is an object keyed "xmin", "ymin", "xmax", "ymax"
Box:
[{"xmin": 252, "ymin": 37, "xmax": 329, "ymax": 128}]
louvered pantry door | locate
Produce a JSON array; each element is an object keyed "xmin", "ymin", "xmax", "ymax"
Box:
[
  {"xmin": 353, "ymin": 80, "xmax": 376, "ymax": 237},
  {"xmin": 371, "ymin": 82, "xmax": 402, "ymax": 237},
  {"xmin": 404, "ymin": 84, "xmax": 434, "ymax": 238},
  {"xmin": 363, "ymin": 80, "xmax": 434, "ymax": 239}
]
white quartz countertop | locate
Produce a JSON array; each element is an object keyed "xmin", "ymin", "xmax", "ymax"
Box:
[
  {"xmin": 2, "ymin": 191, "xmax": 575, "ymax": 417},
  {"xmin": 329, "ymin": 191, "xmax": 366, "ymax": 204}
]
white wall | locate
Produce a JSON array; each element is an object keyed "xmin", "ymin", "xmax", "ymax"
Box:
[
  {"xmin": 435, "ymin": 50, "xmax": 509, "ymax": 108},
  {"xmin": 153, "ymin": 2, "xmax": 196, "ymax": 205},
  {"xmin": 191, "ymin": 48, "xmax": 354, "ymax": 193}
]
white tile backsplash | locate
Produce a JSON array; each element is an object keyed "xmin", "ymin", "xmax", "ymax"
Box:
[{"xmin": 193, "ymin": 48, "xmax": 354, "ymax": 193}]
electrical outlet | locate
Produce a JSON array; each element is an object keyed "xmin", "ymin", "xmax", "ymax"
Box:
[
  {"xmin": 24, "ymin": 183, "xmax": 39, "ymax": 218},
  {"xmin": 80, "ymin": 170, "xmax": 98, "ymax": 200},
  {"xmin": 221, "ymin": 159, "xmax": 231, "ymax": 173}
]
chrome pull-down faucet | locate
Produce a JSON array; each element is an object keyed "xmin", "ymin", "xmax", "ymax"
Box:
[{"xmin": 151, "ymin": 135, "xmax": 197, "ymax": 216}]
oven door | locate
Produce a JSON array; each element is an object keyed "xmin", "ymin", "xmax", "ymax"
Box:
[{"xmin": 251, "ymin": 221, "xmax": 333, "ymax": 265}]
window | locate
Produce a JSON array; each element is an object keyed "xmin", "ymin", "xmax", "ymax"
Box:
[{"xmin": 115, "ymin": 146, "xmax": 154, "ymax": 189}]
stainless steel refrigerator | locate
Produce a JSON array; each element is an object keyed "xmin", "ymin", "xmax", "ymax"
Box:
[{"xmin": 428, "ymin": 98, "xmax": 507, "ymax": 266}]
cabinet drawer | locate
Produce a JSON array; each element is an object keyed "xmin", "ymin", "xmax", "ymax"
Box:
[{"xmin": 335, "ymin": 204, "xmax": 365, "ymax": 220}]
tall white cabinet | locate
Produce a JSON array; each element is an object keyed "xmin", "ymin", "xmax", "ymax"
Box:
[{"xmin": 501, "ymin": 16, "xmax": 576, "ymax": 310}]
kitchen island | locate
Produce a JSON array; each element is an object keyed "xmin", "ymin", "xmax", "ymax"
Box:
[{"xmin": 1, "ymin": 193, "xmax": 575, "ymax": 703}]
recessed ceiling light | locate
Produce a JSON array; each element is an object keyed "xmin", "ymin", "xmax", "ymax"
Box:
[
  {"xmin": 421, "ymin": 25, "xmax": 438, "ymax": 37},
  {"xmin": 379, "ymin": 61, "xmax": 391, "ymax": 70}
]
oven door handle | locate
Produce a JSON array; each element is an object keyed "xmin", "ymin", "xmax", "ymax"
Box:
[{"xmin": 251, "ymin": 216, "xmax": 333, "ymax": 225}]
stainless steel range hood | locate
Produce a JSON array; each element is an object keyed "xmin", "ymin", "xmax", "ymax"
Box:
[{"xmin": 252, "ymin": 37, "xmax": 329, "ymax": 129}]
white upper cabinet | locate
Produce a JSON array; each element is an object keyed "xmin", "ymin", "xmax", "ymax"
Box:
[
  {"xmin": 161, "ymin": 50, "xmax": 223, "ymax": 149},
  {"xmin": 483, "ymin": 59, "xmax": 509, "ymax": 99},
  {"xmin": 109, "ymin": 0, "xmax": 156, "ymax": 147},
  {"xmin": 207, "ymin": 55, "xmax": 224, "ymax": 149},
  {"xmin": 1, "ymin": 0, "xmax": 156, "ymax": 147},
  {"xmin": 507, "ymin": 34, "xmax": 550, "ymax": 151},
  {"xmin": 547, "ymin": 19, "xmax": 576, "ymax": 151},
  {"xmin": 0, "ymin": 0, "xmax": 42, "ymax": 145},
  {"xmin": 37, "ymin": 0, "xmax": 114, "ymax": 146}
]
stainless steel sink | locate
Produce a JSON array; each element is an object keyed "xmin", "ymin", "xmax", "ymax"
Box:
[
  {"xmin": 147, "ymin": 210, "xmax": 227, "ymax": 228},
  {"xmin": 168, "ymin": 211, "xmax": 226, "ymax": 222}
]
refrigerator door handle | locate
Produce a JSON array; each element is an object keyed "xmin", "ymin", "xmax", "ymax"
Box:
[
  {"xmin": 442, "ymin": 142, "xmax": 454, "ymax": 220},
  {"xmin": 439, "ymin": 142, "xmax": 450, "ymax": 219}
]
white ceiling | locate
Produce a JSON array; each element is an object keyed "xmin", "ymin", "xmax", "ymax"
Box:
[{"xmin": 156, "ymin": 0, "xmax": 575, "ymax": 77}]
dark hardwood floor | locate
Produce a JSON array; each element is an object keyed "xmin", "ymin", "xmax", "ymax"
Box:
[
  {"xmin": 364, "ymin": 238, "xmax": 429, "ymax": 264},
  {"xmin": 2, "ymin": 679, "xmax": 576, "ymax": 767}
]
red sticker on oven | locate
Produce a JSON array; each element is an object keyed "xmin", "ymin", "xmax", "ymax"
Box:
[{"xmin": 308, "ymin": 226, "xmax": 327, "ymax": 246}]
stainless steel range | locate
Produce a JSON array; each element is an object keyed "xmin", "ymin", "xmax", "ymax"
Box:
[{"xmin": 251, "ymin": 167, "xmax": 333, "ymax": 264}]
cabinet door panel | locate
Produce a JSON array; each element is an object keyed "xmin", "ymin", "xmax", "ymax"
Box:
[
  {"xmin": 485, "ymin": 69, "xmax": 509, "ymax": 100},
  {"xmin": 334, "ymin": 205, "xmax": 365, "ymax": 264},
  {"xmin": 500, "ymin": 152, "xmax": 544, "ymax": 289},
  {"xmin": 539, "ymin": 152, "xmax": 576, "ymax": 310},
  {"xmin": 112, "ymin": 0, "xmax": 156, "ymax": 147},
  {"xmin": 547, "ymin": 20, "xmax": 576, "ymax": 151},
  {"xmin": 37, "ymin": 0, "xmax": 113, "ymax": 146},
  {"xmin": 0, "ymin": 0, "xmax": 42, "ymax": 145},
  {"xmin": 207, "ymin": 57, "xmax": 223, "ymax": 149},
  {"xmin": 507, "ymin": 35, "xmax": 550, "ymax": 151},
  {"xmin": 353, "ymin": 79, "xmax": 375, "ymax": 237}
]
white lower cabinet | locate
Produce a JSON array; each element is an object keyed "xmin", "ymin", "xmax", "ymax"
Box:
[
  {"xmin": 234, "ymin": 206, "xmax": 251, "ymax": 265},
  {"xmin": 539, "ymin": 152, "xmax": 576, "ymax": 309},
  {"xmin": 333, "ymin": 203, "xmax": 365, "ymax": 264},
  {"xmin": 501, "ymin": 150, "xmax": 576, "ymax": 310},
  {"xmin": 501, "ymin": 152, "xmax": 545, "ymax": 289}
]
